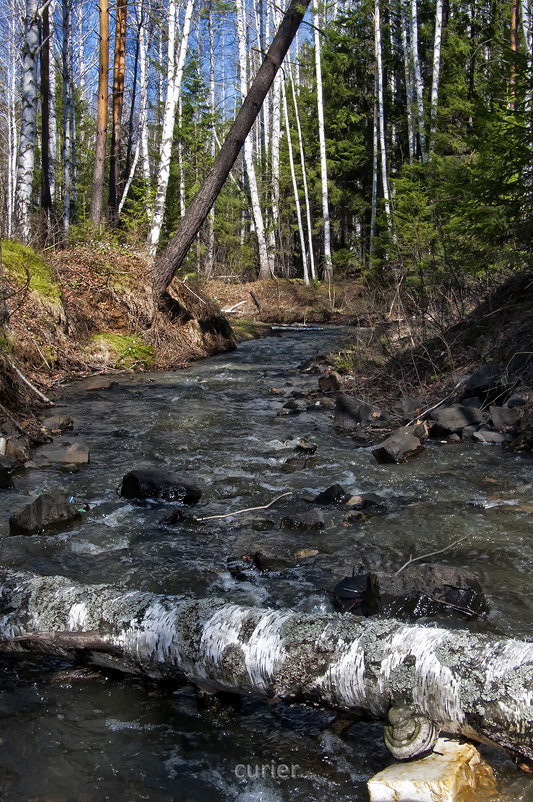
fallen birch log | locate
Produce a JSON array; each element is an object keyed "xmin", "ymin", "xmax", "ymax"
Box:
[{"xmin": 0, "ymin": 568, "xmax": 532, "ymax": 767}]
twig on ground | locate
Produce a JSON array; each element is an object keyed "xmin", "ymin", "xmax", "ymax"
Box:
[
  {"xmin": 394, "ymin": 532, "xmax": 472, "ymax": 576},
  {"xmin": 197, "ymin": 491, "xmax": 293, "ymax": 522}
]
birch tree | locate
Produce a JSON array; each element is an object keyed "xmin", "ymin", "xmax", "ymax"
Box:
[
  {"xmin": 147, "ymin": 0, "xmax": 195, "ymax": 257},
  {"xmin": 375, "ymin": 0, "xmax": 392, "ymax": 227},
  {"xmin": 428, "ymin": 0, "xmax": 443, "ymax": 154},
  {"xmin": 281, "ymin": 76, "xmax": 309, "ymax": 283},
  {"xmin": 1, "ymin": 568, "xmax": 532, "ymax": 768},
  {"xmin": 289, "ymin": 63, "xmax": 315, "ymax": 280},
  {"xmin": 410, "ymin": 0, "xmax": 427, "ymax": 161},
  {"xmin": 40, "ymin": 0, "xmax": 53, "ymax": 233},
  {"xmin": 61, "ymin": 0, "xmax": 72, "ymax": 239},
  {"xmin": 400, "ymin": 0, "xmax": 416, "ymax": 164},
  {"xmin": 236, "ymin": 0, "xmax": 271, "ymax": 278},
  {"xmin": 313, "ymin": 3, "xmax": 333, "ymax": 281},
  {"xmin": 14, "ymin": 0, "xmax": 40, "ymax": 243}
]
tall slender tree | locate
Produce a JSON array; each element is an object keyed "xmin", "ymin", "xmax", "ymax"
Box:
[
  {"xmin": 90, "ymin": 0, "xmax": 109, "ymax": 224},
  {"xmin": 14, "ymin": 0, "xmax": 40, "ymax": 242},
  {"xmin": 313, "ymin": 3, "xmax": 333, "ymax": 280},
  {"xmin": 108, "ymin": 0, "xmax": 128, "ymax": 223}
]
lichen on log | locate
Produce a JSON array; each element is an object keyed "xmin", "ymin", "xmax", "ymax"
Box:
[{"xmin": 0, "ymin": 568, "xmax": 531, "ymax": 766}]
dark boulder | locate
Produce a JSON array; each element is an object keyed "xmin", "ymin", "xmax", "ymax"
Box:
[
  {"xmin": 372, "ymin": 427, "xmax": 424, "ymax": 464},
  {"xmin": 333, "ymin": 568, "xmax": 381, "ymax": 615},
  {"xmin": 9, "ymin": 493, "xmax": 82, "ymax": 535},
  {"xmin": 460, "ymin": 364, "xmax": 513, "ymax": 405},
  {"xmin": 120, "ymin": 466, "xmax": 202, "ymax": 504},
  {"xmin": 41, "ymin": 415, "xmax": 73, "ymax": 432},
  {"xmin": 376, "ymin": 563, "xmax": 488, "ymax": 619},
  {"xmin": 488, "ymin": 405, "xmax": 518, "ymax": 431},
  {"xmin": 0, "ymin": 463, "xmax": 14, "ymax": 490},
  {"xmin": 472, "ymin": 429, "xmax": 512, "ymax": 444},
  {"xmin": 314, "ymin": 484, "xmax": 350, "ymax": 505},
  {"xmin": 334, "ymin": 394, "xmax": 378, "ymax": 431},
  {"xmin": 429, "ymin": 404, "xmax": 485, "ymax": 435}
]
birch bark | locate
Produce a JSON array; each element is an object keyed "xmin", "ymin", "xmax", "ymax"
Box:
[
  {"xmin": 375, "ymin": 0, "xmax": 392, "ymax": 228},
  {"xmin": 236, "ymin": 0, "xmax": 270, "ymax": 278},
  {"xmin": 313, "ymin": 3, "xmax": 333, "ymax": 281},
  {"xmin": 428, "ymin": 0, "xmax": 443, "ymax": 153},
  {"xmin": 410, "ymin": 0, "xmax": 427, "ymax": 161},
  {"xmin": 289, "ymin": 64, "xmax": 315, "ymax": 279},
  {"xmin": 14, "ymin": 0, "xmax": 40, "ymax": 243},
  {"xmin": 281, "ymin": 77, "xmax": 309, "ymax": 283},
  {"xmin": 147, "ymin": 0, "xmax": 195, "ymax": 257},
  {"xmin": 1, "ymin": 568, "xmax": 532, "ymax": 767}
]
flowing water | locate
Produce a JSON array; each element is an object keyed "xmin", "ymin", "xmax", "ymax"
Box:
[{"xmin": 0, "ymin": 327, "xmax": 532, "ymax": 801}]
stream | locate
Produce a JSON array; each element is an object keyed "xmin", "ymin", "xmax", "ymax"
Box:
[{"xmin": 0, "ymin": 326, "xmax": 532, "ymax": 801}]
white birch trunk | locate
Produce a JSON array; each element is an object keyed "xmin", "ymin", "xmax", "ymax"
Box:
[
  {"xmin": 148, "ymin": 0, "xmax": 195, "ymax": 257},
  {"xmin": 267, "ymin": 3, "xmax": 282, "ymax": 274},
  {"xmin": 62, "ymin": 0, "xmax": 72, "ymax": 239},
  {"xmin": 410, "ymin": 0, "xmax": 427, "ymax": 162},
  {"xmin": 281, "ymin": 77, "xmax": 309, "ymax": 283},
  {"xmin": 289, "ymin": 63, "xmax": 315, "ymax": 280},
  {"xmin": 117, "ymin": 11, "xmax": 150, "ymax": 218},
  {"xmin": 7, "ymin": 9, "xmax": 19, "ymax": 236},
  {"xmin": 400, "ymin": 1, "xmax": 416, "ymax": 164},
  {"xmin": 375, "ymin": 0, "xmax": 392, "ymax": 228},
  {"xmin": 370, "ymin": 70, "xmax": 379, "ymax": 253},
  {"xmin": 236, "ymin": 0, "xmax": 270, "ymax": 279},
  {"xmin": 1, "ymin": 568, "xmax": 532, "ymax": 767},
  {"xmin": 49, "ymin": 0, "xmax": 57, "ymax": 204},
  {"xmin": 428, "ymin": 0, "xmax": 443, "ymax": 154},
  {"xmin": 313, "ymin": 4, "xmax": 333, "ymax": 281},
  {"xmin": 522, "ymin": 0, "xmax": 533, "ymax": 114},
  {"xmin": 206, "ymin": 2, "xmax": 216, "ymax": 277},
  {"xmin": 14, "ymin": 0, "xmax": 40, "ymax": 243}
]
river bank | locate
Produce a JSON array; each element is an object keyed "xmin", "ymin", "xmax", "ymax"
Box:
[{"xmin": 0, "ymin": 242, "xmax": 532, "ymax": 461}]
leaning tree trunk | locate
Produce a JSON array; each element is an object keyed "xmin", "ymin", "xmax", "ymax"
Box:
[
  {"xmin": 152, "ymin": 0, "xmax": 312, "ymax": 299},
  {"xmin": 0, "ymin": 568, "xmax": 532, "ymax": 767}
]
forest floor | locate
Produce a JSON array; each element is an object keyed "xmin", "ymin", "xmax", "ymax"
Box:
[{"xmin": 0, "ymin": 242, "xmax": 531, "ymax": 451}]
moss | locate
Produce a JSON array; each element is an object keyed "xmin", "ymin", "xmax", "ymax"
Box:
[
  {"xmin": 231, "ymin": 319, "xmax": 271, "ymax": 342},
  {"xmin": 2, "ymin": 240, "xmax": 61, "ymax": 304},
  {"xmin": 90, "ymin": 332, "xmax": 156, "ymax": 369}
]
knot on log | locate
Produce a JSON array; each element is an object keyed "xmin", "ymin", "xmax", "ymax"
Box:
[{"xmin": 384, "ymin": 706, "xmax": 440, "ymax": 760}]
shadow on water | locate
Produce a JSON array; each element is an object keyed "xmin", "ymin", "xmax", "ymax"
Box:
[{"xmin": 0, "ymin": 327, "xmax": 532, "ymax": 800}]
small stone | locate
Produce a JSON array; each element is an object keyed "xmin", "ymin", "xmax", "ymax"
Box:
[
  {"xmin": 86, "ymin": 377, "xmax": 118, "ymax": 391},
  {"xmin": 314, "ymin": 484, "xmax": 350, "ymax": 504},
  {"xmin": 472, "ymin": 430, "xmax": 512, "ymax": 444},
  {"xmin": 318, "ymin": 371, "xmax": 342, "ymax": 393},
  {"xmin": 367, "ymin": 738, "xmax": 497, "ymax": 802},
  {"xmin": 293, "ymin": 548, "xmax": 319, "ymax": 559},
  {"xmin": 282, "ymin": 456, "xmax": 308, "ymax": 473},
  {"xmin": 0, "ymin": 464, "xmax": 14, "ymax": 489},
  {"xmin": 280, "ymin": 508, "xmax": 325, "ymax": 530},
  {"xmin": 36, "ymin": 442, "xmax": 90, "ymax": 465},
  {"xmin": 372, "ymin": 428, "xmax": 423, "ymax": 464},
  {"xmin": 41, "ymin": 415, "xmax": 73, "ymax": 432},
  {"xmin": 295, "ymin": 437, "xmax": 318, "ymax": 454}
]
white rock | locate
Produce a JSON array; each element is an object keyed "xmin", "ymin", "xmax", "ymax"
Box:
[{"xmin": 367, "ymin": 738, "xmax": 496, "ymax": 802}]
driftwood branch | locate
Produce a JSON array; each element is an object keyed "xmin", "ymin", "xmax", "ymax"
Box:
[
  {"xmin": 0, "ymin": 568, "xmax": 531, "ymax": 766},
  {"xmin": 197, "ymin": 491, "xmax": 292, "ymax": 521},
  {"xmin": 394, "ymin": 533, "xmax": 472, "ymax": 576},
  {"xmin": 10, "ymin": 362, "xmax": 54, "ymax": 405}
]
